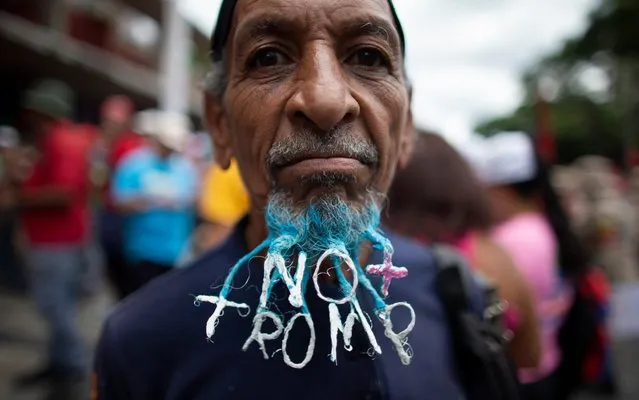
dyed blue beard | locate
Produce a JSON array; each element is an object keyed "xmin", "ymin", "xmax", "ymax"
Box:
[
  {"xmin": 265, "ymin": 191, "xmax": 381, "ymax": 262},
  {"xmin": 195, "ymin": 191, "xmax": 415, "ymax": 369}
]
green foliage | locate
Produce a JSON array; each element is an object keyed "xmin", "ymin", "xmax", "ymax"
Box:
[
  {"xmin": 475, "ymin": 0, "xmax": 638, "ymax": 165},
  {"xmin": 476, "ymin": 96, "xmax": 624, "ymax": 164},
  {"xmin": 567, "ymin": 0, "xmax": 639, "ymax": 59},
  {"xmin": 476, "ymin": 105, "xmax": 534, "ymax": 137}
]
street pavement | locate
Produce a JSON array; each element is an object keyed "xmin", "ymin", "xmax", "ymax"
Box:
[
  {"xmin": 1, "ymin": 283, "xmax": 638, "ymax": 400},
  {"xmin": 0, "ymin": 287, "xmax": 111, "ymax": 400}
]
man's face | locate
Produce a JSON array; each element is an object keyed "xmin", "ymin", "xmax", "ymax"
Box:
[{"xmin": 206, "ymin": 0, "xmax": 413, "ymax": 211}]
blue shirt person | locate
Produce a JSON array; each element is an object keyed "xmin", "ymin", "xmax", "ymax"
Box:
[{"xmin": 111, "ymin": 110, "xmax": 198, "ymax": 291}]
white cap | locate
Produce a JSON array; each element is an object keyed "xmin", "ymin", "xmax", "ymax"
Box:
[
  {"xmin": 154, "ymin": 112, "xmax": 191, "ymax": 152},
  {"xmin": 133, "ymin": 109, "xmax": 191, "ymax": 152},
  {"xmin": 458, "ymin": 131, "xmax": 537, "ymax": 186},
  {"xmin": 133, "ymin": 109, "xmax": 158, "ymax": 136}
]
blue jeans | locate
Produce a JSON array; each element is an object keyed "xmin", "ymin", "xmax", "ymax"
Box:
[
  {"xmin": 77, "ymin": 239, "xmax": 105, "ymax": 298},
  {"xmin": 26, "ymin": 244, "xmax": 87, "ymax": 373}
]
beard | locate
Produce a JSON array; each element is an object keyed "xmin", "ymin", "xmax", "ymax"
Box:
[
  {"xmin": 195, "ymin": 174, "xmax": 414, "ymax": 370},
  {"xmin": 265, "ymin": 185, "xmax": 384, "ymax": 263},
  {"xmin": 196, "ymin": 186, "xmax": 415, "ymax": 369}
]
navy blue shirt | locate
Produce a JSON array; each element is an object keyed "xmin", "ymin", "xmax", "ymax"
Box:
[{"xmin": 95, "ymin": 220, "xmax": 472, "ymax": 400}]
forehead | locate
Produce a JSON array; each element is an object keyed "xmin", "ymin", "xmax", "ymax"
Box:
[{"xmin": 232, "ymin": 0, "xmax": 394, "ymax": 37}]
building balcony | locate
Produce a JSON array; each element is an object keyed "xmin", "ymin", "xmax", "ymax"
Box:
[{"xmin": 0, "ymin": 2, "xmax": 206, "ymax": 116}]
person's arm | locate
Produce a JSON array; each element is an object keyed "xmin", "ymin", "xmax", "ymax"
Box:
[
  {"xmin": 92, "ymin": 319, "xmax": 132, "ymax": 400},
  {"xmin": 475, "ymin": 235, "xmax": 541, "ymax": 368},
  {"xmin": 111, "ymin": 157, "xmax": 148, "ymax": 214}
]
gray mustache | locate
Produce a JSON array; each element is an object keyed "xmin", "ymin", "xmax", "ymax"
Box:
[{"xmin": 267, "ymin": 126, "xmax": 379, "ymax": 169}]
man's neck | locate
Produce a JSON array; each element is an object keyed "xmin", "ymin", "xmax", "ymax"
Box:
[{"xmin": 245, "ymin": 208, "xmax": 269, "ymax": 252}]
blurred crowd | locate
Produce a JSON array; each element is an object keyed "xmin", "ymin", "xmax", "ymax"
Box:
[
  {"xmin": 553, "ymin": 157, "xmax": 639, "ymax": 283},
  {"xmin": 0, "ymin": 78, "xmax": 250, "ymax": 393},
  {"xmin": 385, "ymin": 131, "xmax": 639, "ymax": 398},
  {"xmin": 1, "ymin": 78, "xmax": 639, "ymax": 400}
]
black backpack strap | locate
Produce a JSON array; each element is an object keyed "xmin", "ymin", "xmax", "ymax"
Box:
[{"xmin": 432, "ymin": 245, "xmax": 522, "ymax": 400}]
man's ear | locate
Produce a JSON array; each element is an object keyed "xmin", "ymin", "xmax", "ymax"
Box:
[
  {"xmin": 397, "ymin": 107, "xmax": 416, "ymax": 170},
  {"xmin": 204, "ymin": 93, "xmax": 233, "ymax": 169}
]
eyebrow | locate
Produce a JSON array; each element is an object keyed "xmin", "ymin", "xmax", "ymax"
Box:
[
  {"xmin": 233, "ymin": 13, "xmax": 401, "ymax": 52},
  {"xmin": 234, "ymin": 15, "xmax": 299, "ymax": 47},
  {"xmin": 339, "ymin": 16, "xmax": 400, "ymax": 52}
]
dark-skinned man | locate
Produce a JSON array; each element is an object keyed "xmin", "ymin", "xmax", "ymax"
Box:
[{"xmin": 94, "ymin": 1, "xmax": 494, "ymax": 399}]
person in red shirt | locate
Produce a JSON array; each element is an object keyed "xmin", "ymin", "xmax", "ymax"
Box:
[
  {"xmin": 92, "ymin": 95, "xmax": 145, "ymax": 299},
  {"xmin": 13, "ymin": 80, "xmax": 91, "ymax": 396}
]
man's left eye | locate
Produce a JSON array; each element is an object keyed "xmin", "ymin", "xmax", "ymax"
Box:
[
  {"xmin": 346, "ymin": 48, "xmax": 388, "ymax": 69},
  {"xmin": 248, "ymin": 47, "xmax": 290, "ymax": 69}
]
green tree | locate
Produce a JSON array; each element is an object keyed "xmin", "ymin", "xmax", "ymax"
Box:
[{"xmin": 476, "ymin": 0, "xmax": 639, "ymax": 165}]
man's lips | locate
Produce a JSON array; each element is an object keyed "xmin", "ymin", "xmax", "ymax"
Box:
[
  {"xmin": 275, "ymin": 157, "xmax": 366, "ymax": 176},
  {"xmin": 272, "ymin": 152, "xmax": 373, "ymax": 169}
]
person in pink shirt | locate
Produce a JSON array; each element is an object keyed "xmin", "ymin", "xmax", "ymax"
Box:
[
  {"xmin": 465, "ymin": 131, "xmax": 591, "ymax": 400},
  {"xmin": 385, "ymin": 131, "xmax": 540, "ymax": 369}
]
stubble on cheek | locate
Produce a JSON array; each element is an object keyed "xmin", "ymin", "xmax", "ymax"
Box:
[
  {"xmin": 226, "ymin": 85, "xmax": 286, "ymax": 200},
  {"xmin": 359, "ymin": 93, "xmax": 408, "ymax": 196}
]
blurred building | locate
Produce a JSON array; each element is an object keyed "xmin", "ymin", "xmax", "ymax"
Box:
[{"xmin": 0, "ymin": 0, "xmax": 209, "ymax": 126}]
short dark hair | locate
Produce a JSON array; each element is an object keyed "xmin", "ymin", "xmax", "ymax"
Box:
[{"xmin": 386, "ymin": 132, "xmax": 493, "ymax": 241}]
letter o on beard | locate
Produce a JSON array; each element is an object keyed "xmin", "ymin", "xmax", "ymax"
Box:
[
  {"xmin": 282, "ymin": 313, "xmax": 316, "ymax": 369},
  {"xmin": 313, "ymin": 248, "xmax": 359, "ymax": 304}
]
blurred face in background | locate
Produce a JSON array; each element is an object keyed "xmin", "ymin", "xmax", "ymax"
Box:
[{"xmin": 100, "ymin": 96, "xmax": 133, "ymax": 140}]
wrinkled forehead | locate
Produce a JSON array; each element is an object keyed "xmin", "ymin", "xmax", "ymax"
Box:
[{"xmin": 211, "ymin": 0, "xmax": 404, "ymax": 61}]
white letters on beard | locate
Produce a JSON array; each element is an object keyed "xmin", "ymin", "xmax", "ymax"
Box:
[{"xmin": 196, "ymin": 245, "xmax": 415, "ymax": 369}]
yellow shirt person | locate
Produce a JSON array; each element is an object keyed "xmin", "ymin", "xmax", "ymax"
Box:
[{"xmin": 196, "ymin": 159, "xmax": 250, "ymax": 251}]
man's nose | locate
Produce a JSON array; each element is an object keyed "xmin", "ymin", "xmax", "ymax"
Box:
[{"xmin": 285, "ymin": 47, "xmax": 360, "ymax": 131}]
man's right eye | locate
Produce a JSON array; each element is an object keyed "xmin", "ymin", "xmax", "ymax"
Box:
[{"xmin": 248, "ymin": 48, "xmax": 290, "ymax": 69}]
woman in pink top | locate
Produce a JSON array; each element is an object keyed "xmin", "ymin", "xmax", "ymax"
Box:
[
  {"xmin": 472, "ymin": 132, "xmax": 590, "ymax": 400},
  {"xmin": 385, "ymin": 131, "xmax": 541, "ymax": 369}
]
